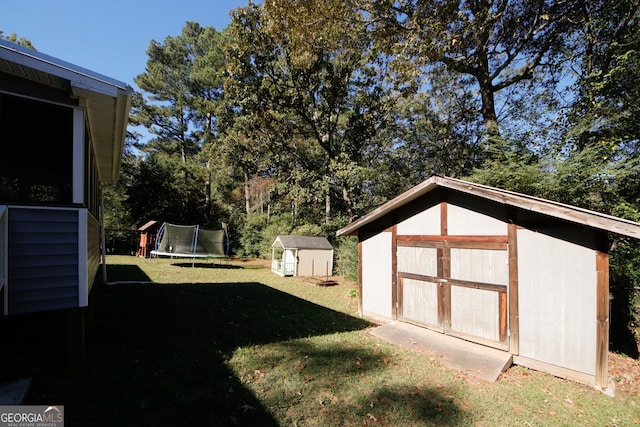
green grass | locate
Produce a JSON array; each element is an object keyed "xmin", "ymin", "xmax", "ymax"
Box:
[{"xmin": 21, "ymin": 256, "xmax": 640, "ymax": 426}]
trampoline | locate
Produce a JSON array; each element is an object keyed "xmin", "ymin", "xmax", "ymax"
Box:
[{"xmin": 150, "ymin": 222, "xmax": 230, "ymax": 261}]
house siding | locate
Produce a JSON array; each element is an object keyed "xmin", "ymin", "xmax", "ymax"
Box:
[
  {"xmin": 7, "ymin": 207, "xmax": 80, "ymax": 314},
  {"xmin": 86, "ymin": 213, "xmax": 100, "ymax": 297}
]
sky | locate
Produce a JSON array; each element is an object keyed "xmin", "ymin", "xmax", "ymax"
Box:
[{"xmin": 2, "ymin": 0, "xmax": 253, "ymax": 87}]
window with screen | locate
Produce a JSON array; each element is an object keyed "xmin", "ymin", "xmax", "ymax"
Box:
[{"xmin": 0, "ymin": 93, "xmax": 73, "ymax": 204}]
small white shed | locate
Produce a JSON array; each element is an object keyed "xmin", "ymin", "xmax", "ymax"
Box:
[
  {"xmin": 337, "ymin": 175, "xmax": 640, "ymax": 390},
  {"xmin": 271, "ymin": 236, "xmax": 334, "ymax": 277}
]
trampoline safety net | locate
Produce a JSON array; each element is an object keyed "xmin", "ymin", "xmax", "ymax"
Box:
[{"xmin": 151, "ymin": 223, "xmax": 229, "ymax": 258}]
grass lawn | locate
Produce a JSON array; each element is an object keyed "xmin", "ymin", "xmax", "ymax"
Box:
[{"xmin": 18, "ymin": 255, "xmax": 640, "ymax": 426}]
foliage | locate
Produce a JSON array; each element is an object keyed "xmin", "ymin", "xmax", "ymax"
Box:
[
  {"xmin": 221, "ymin": 1, "xmax": 395, "ymax": 224},
  {"xmin": 0, "ymin": 31, "xmax": 35, "ymax": 49},
  {"xmin": 334, "ymin": 235, "xmax": 359, "ymax": 281},
  {"xmin": 128, "ymin": 22, "xmax": 230, "ymax": 229},
  {"xmin": 366, "ymin": 0, "xmax": 581, "ymax": 145},
  {"xmin": 99, "ymin": 1, "xmax": 640, "ymax": 339}
]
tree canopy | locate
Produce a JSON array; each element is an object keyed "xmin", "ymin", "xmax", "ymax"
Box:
[{"xmin": 105, "ymin": 1, "xmax": 640, "ymax": 333}]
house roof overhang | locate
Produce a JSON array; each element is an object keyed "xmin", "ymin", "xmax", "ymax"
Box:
[
  {"xmin": 337, "ymin": 175, "xmax": 640, "ymax": 240},
  {"xmin": 0, "ymin": 39, "xmax": 132, "ymax": 184}
]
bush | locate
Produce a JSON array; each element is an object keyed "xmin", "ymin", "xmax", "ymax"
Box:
[{"xmin": 334, "ymin": 235, "xmax": 358, "ymax": 281}]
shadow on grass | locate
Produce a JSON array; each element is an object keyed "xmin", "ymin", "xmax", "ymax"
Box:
[
  {"xmin": 172, "ymin": 262, "xmax": 243, "ymax": 269},
  {"xmin": 105, "ymin": 264, "xmax": 153, "ymax": 282},
  {"xmin": 23, "ymin": 280, "xmax": 371, "ymax": 426}
]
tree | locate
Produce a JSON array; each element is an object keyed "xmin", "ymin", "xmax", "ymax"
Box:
[
  {"xmin": 131, "ymin": 22, "xmax": 230, "ymax": 227},
  {"xmin": 0, "ymin": 31, "xmax": 35, "ymax": 49},
  {"xmin": 222, "ymin": 1, "xmax": 393, "ymax": 225},
  {"xmin": 368, "ymin": 0, "xmax": 582, "ymax": 147}
]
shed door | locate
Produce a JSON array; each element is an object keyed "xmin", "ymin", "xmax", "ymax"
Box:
[{"xmin": 397, "ymin": 240, "xmax": 509, "ymax": 350}]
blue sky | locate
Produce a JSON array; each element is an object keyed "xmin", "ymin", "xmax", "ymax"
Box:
[{"xmin": 2, "ymin": 0, "xmax": 252, "ymax": 87}]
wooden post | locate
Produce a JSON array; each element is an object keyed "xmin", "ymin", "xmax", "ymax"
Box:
[
  {"xmin": 595, "ymin": 251, "xmax": 609, "ymax": 389},
  {"xmin": 508, "ymin": 222, "xmax": 519, "ymax": 354}
]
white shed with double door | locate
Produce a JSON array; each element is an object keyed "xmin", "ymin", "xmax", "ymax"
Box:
[
  {"xmin": 337, "ymin": 175, "xmax": 640, "ymax": 390},
  {"xmin": 271, "ymin": 236, "xmax": 334, "ymax": 277}
]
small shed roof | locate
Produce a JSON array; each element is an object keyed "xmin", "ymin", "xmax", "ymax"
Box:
[
  {"xmin": 272, "ymin": 236, "xmax": 333, "ymax": 250},
  {"xmin": 138, "ymin": 220, "xmax": 159, "ymax": 232},
  {"xmin": 0, "ymin": 39, "xmax": 132, "ymax": 184},
  {"xmin": 337, "ymin": 175, "xmax": 640, "ymax": 239}
]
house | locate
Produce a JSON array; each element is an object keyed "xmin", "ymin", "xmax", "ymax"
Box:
[
  {"xmin": 337, "ymin": 175, "xmax": 640, "ymax": 389},
  {"xmin": 271, "ymin": 236, "xmax": 334, "ymax": 277},
  {"xmin": 0, "ymin": 40, "xmax": 131, "ymax": 359}
]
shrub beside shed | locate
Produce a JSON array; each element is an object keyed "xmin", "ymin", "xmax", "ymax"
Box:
[
  {"xmin": 337, "ymin": 175, "xmax": 640, "ymax": 390},
  {"xmin": 271, "ymin": 236, "xmax": 334, "ymax": 278}
]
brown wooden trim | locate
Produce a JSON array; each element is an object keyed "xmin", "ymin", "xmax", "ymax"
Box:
[
  {"xmin": 397, "ymin": 235, "xmax": 508, "ymax": 243},
  {"xmin": 398, "ymin": 272, "xmax": 439, "ymax": 283},
  {"xmin": 440, "ymin": 202, "xmax": 451, "ymax": 331},
  {"xmin": 358, "ymin": 240, "xmax": 363, "ymax": 316},
  {"xmin": 508, "ymin": 223, "xmax": 519, "ymax": 354},
  {"xmin": 440, "ymin": 200, "xmax": 448, "ymax": 236},
  {"xmin": 499, "ymin": 292, "xmax": 508, "ymax": 342},
  {"xmin": 397, "ymin": 240, "xmax": 444, "ymax": 249},
  {"xmin": 391, "ymin": 225, "xmax": 398, "ymax": 320},
  {"xmin": 447, "ymin": 241, "xmax": 508, "ymax": 250},
  {"xmin": 595, "ymin": 251, "xmax": 609, "ymax": 389},
  {"xmin": 448, "ymin": 279, "xmax": 507, "ymax": 293}
]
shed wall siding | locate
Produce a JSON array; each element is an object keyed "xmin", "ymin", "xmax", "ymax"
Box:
[
  {"xmin": 8, "ymin": 207, "xmax": 80, "ymax": 314},
  {"xmin": 362, "ymin": 231, "xmax": 393, "ymax": 319},
  {"xmin": 396, "ymin": 204, "xmax": 440, "ymax": 235},
  {"xmin": 450, "ymin": 287, "xmax": 500, "ymax": 341},
  {"xmin": 297, "ymin": 249, "xmax": 333, "ymax": 277},
  {"xmin": 450, "ymin": 248, "xmax": 509, "ymax": 285},
  {"xmin": 402, "ymin": 278, "xmax": 439, "ymax": 326},
  {"xmin": 517, "ymin": 228, "xmax": 597, "ymax": 375},
  {"xmin": 447, "ymin": 204, "xmax": 506, "ymax": 235},
  {"xmin": 397, "ymin": 246, "xmax": 438, "ymax": 276}
]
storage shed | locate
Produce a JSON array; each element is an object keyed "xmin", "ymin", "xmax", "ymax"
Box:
[
  {"xmin": 337, "ymin": 175, "xmax": 640, "ymax": 389},
  {"xmin": 271, "ymin": 236, "xmax": 334, "ymax": 277},
  {"xmin": 137, "ymin": 220, "xmax": 160, "ymax": 258}
]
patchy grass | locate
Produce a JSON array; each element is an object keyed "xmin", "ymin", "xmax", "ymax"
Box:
[{"xmin": 21, "ymin": 255, "xmax": 640, "ymax": 426}]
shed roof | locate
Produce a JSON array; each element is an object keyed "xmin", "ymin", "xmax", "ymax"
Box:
[
  {"xmin": 138, "ymin": 220, "xmax": 159, "ymax": 232},
  {"xmin": 0, "ymin": 39, "xmax": 132, "ymax": 184},
  {"xmin": 272, "ymin": 236, "xmax": 333, "ymax": 250},
  {"xmin": 337, "ymin": 175, "xmax": 640, "ymax": 239}
]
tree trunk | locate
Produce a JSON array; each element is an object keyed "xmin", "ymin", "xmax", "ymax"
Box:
[
  {"xmin": 477, "ymin": 62, "xmax": 501, "ymax": 143},
  {"xmin": 325, "ymin": 190, "xmax": 331, "ymax": 224},
  {"xmin": 244, "ymin": 171, "xmax": 251, "ymax": 215},
  {"xmin": 342, "ymin": 182, "xmax": 354, "ymax": 222}
]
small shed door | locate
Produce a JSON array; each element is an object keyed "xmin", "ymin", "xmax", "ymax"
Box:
[{"xmin": 397, "ymin": 240, "xmax": 509, "ymax": 350}]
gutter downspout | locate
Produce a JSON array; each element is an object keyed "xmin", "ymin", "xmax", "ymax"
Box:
[{"xmin": 100, "ymin": 185, "xmax": 110, "ymax": 285}]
